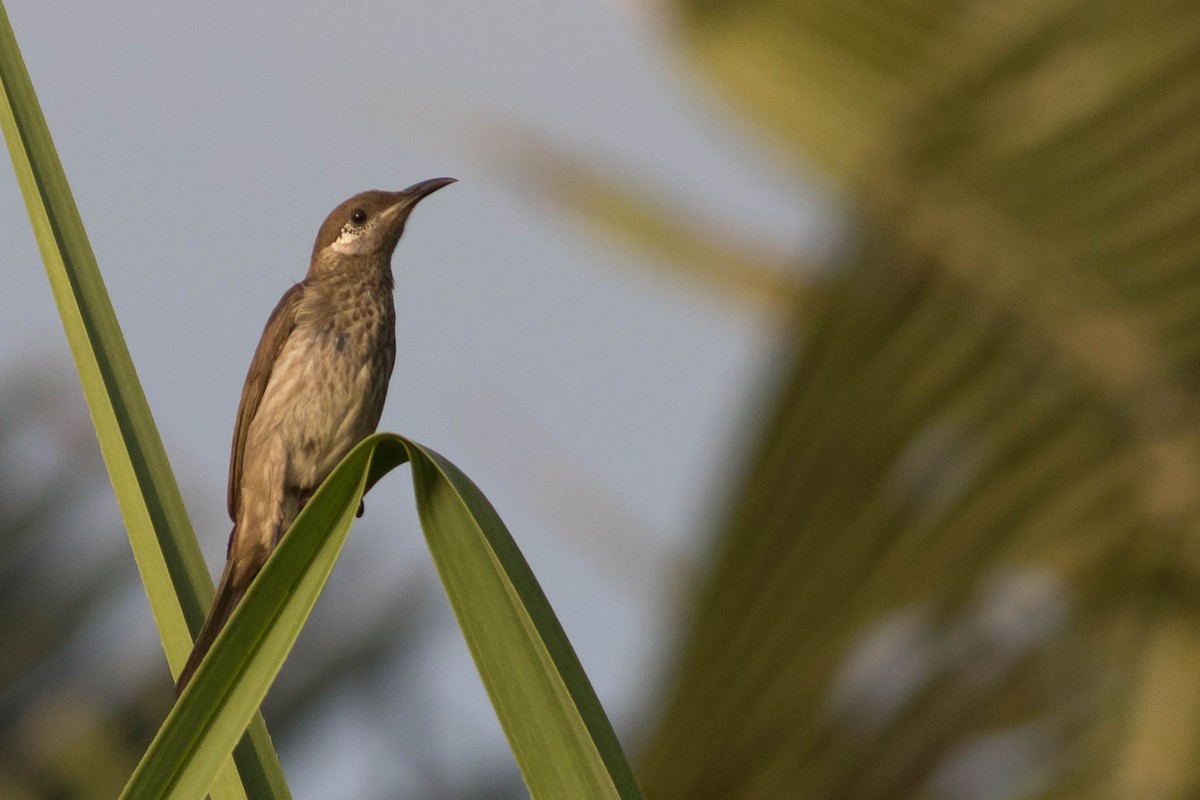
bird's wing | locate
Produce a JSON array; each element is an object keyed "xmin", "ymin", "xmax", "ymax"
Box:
[{"xmin": 227, "ymin": 282, "xmax": 305, "ymax": 522}]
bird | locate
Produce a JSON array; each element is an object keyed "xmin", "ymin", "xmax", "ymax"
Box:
[{"xmin": 175, "ymin": 178, "xmax": 456, "ymax": 694}]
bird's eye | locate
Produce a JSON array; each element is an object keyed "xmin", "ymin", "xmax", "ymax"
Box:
[{"xmin": 350, "ymin": 208, "xmax": 367, "ymax": 225}]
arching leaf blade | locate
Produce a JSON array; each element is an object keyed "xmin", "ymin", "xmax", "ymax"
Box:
[
  {"xmin": 122, "ymin": 433, "xmax": 642, "ymax": 799},
  {"xmin": 410, "ymin": 442, "xmax": 642, "ymax": 798}
]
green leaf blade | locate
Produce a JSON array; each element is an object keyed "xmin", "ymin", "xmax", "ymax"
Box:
[
  {"xmin": 0, "ymin": 4, "xmax": 288, "ymax": 797},
  {"xmin": 412, "ymin": 444, "xmax": 641, "ymax": 798},
  {"xmin": 123, "ymin": 434, "xmax": 643, "ymax": 800}
]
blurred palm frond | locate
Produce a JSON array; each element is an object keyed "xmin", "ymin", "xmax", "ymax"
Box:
[
  {"xmin": 564, "ymin": 1, "xmax": 1200, "ymax": 797},
  {"xmin": 503, "ymin": 131, "xmax": 812, "ymax": 315}
]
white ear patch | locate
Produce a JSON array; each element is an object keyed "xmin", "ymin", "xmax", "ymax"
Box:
[{"xmin": 330, "ymin": 225, "xmax": 364, "ymax": 254}]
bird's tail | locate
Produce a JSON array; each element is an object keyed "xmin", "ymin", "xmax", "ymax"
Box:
[{"xmin": 175, "ymin": 548, "xmax": 251, "ymax": 696}]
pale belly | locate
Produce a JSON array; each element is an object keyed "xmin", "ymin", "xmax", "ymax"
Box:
[{"xmin": 245, "ymin": 323, "xmax": 390, "ymax": 497}]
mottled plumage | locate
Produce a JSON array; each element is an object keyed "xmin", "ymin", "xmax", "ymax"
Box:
[{"xmin": 176, "ymin": 179, "xmax": 454, "ymax": 693}]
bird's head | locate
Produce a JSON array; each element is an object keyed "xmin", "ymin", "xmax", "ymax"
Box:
[{"xmin": 309, "ymin": 178, "xmax": 456, "ymax": 273}]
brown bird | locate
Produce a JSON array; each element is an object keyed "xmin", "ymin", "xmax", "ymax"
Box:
[{"xmin": 175, "ymin": 178, "xmax": 456, "ymax": 693}]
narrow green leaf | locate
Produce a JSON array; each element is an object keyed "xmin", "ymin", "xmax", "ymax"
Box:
[
  {"xmin": 412, "ymin": 445, "xmax": 641, "ymax": 798},
  {"xmin": 0, "ymin": 4, "xmax": 288, "ymax": 797},
  {"xmin": 123, "ymin": 433, "xmax": 643, "ymax": 800}
]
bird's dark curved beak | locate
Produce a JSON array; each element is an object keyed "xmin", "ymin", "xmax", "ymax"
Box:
[
  {"xmin": 400, "ymin": 177, "xmax": 457, "ymax": 204},
  {"xmin": 382, "ymin": 177, "xmax": 456, "ymax": 228}
]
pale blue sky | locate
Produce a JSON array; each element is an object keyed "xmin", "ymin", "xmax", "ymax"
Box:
[{"xmin": 0, "ymin": 1, "xmax": 834, "ymax": 795}]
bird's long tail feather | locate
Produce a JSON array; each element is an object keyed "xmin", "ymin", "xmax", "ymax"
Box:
[{"xmin": 175, "ymin": 548, "xmax": 250, "ymax": 696}]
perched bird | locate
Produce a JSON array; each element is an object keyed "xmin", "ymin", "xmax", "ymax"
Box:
[{"xmin": 175, "ymin": 178, "xmax": 456, "ymax": 694}]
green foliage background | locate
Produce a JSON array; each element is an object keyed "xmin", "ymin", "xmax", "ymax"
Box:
[{"xmin": 631, "ymin": 0, "xmax": 1200, "ymax": 797}]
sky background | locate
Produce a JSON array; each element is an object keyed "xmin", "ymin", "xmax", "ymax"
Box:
[{"xmin": 0, "ymin": 2, "xmax": 834, "ymax": 795}]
